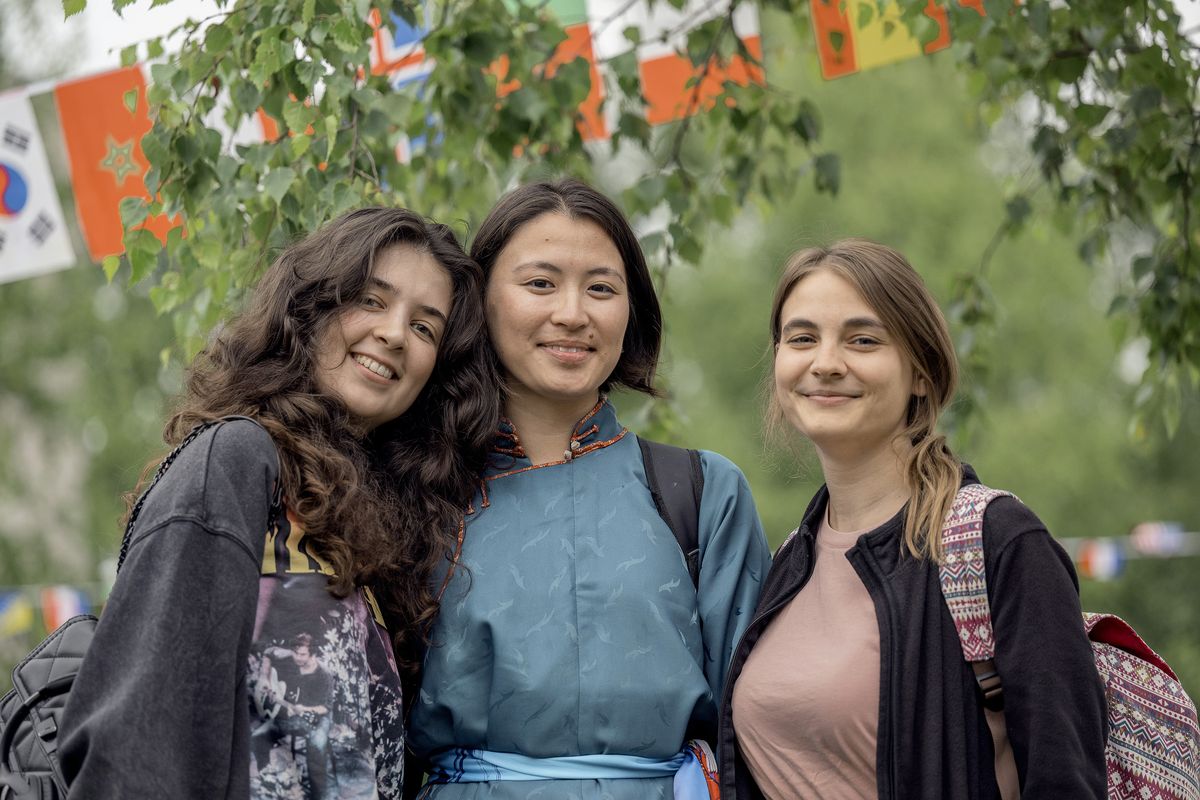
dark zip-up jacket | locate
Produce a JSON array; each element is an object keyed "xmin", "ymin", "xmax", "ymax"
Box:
[{"xmin": 718, "ymin": 468, "xmax": 1107, "ymax": 799}]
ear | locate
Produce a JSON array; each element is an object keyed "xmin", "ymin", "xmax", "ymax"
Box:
[{"xmin": 912, "ymin": 375, "xmax": 929, "ymax": 398}]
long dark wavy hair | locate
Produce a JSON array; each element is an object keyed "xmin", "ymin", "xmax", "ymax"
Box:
[{"xmin": 148, "ymin": 207, "xmax": 499, "ymax": 672}]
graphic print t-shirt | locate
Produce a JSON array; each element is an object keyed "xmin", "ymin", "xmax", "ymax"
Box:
[{"xmin": 246, "ymin": 510, "xmax": 406, "ymax": 799}]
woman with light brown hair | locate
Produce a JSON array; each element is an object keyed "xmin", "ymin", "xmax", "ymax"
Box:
[{"xmin": 717, "ymin": 239, "xmax": 1106, "ymax": 799}]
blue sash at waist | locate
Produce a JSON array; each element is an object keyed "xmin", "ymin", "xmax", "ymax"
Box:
[{"xmin": 427, "ymin": 747, "xmax": 688, "ymax": 783}]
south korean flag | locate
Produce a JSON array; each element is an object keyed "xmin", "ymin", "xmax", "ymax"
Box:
[{"xmin": 0, "ymin": 90, "xmax": 74, "ymax": 284}]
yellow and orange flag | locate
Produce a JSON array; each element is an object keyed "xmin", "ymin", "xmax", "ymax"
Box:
[{"xmin": 811, "ymin": 0, "xmax": 984, "ymax": 79}]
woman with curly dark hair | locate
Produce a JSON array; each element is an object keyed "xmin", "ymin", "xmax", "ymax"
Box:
[{"xmin": 58, "ymin": 207, "xmax": 500, "ymax": 800}]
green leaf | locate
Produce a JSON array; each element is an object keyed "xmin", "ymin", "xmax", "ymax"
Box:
[
  {"xmin": 101, "ymin": 255, "xmax": 121, "ymax": 282},
  {"xmin": 323, "ymin": 115, "xmax": 338, "ymax": 159},
  {"xmin": 331, "ymin": 18, "xmax": 362, "ymax": 53},
  {"xmin": 1074, "ymin": 103, "xmax": 1110, "ymax": 129},
  {"xmin": 231, "ymin": 79, "xmax": 263, "ymax": 114},
  {"xmin": 1005, "ymin": 195, "xmax": 1032, "ymax": 229},
  {"xmin": 119, "ymin": 196, "xmax": 150, "ymax": 229},
  {"xmin": 126, "ymin": 229, "xmax": 161, "ymax": 285},
  {"xmin": 792, "ymin": 100, "xmax": 821, "ymax": 144},
  {"xmin": 813, "ymin": 153, "xmax": 840, "ymax": 196},
  {"xmin": 291, "ymin": 134, "xmax": 312, "ymax": 158},
  {"xmin": 205, "ymin": 23, "xmax": 233, "ymax": 53},
  {"xmin": 1028, "ymin": 2, "xmax": 1050, "ymax": 38},
  {"xmin": 120, "ymin": 43, "xmax": 139, "ymax": 67},
  {"xmin": 856, "ymin": 3, "xmax": 875, "ymax": 30},
  {"xmin": 62, "ymin": 0, "xmax": 86, "ymax": 19},
  {"xmin": 283, "ymin": 99, "xmax": 315, "ymax": 134},
  {"xmin": 113, "ymin": 0, "xmax": 137, "ymax": 15},
  {"xmin": 264, "ymin": 167, "xmax": 296, "ymax": 204}
]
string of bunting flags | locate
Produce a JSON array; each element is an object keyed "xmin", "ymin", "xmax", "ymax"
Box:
[
  {"xmin": 2, "ymin": 522, "xmax": 1193, "ymax": 656},
  {"xmin": 0, "ymin": 0, "xmax": 763, "ymax": 287}
]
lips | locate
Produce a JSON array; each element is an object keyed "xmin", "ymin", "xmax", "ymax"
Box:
[
  {"xmin": 540, "ymin": 341, "xmax": 594, "ymax": 353},
  {"xmin": 539, "ymin": 341, "xmax": 595, "ymax": 364},
  {"xmin": 352, "ymin": 353, "xmax": 397, "ymax": 380},
  {"xmin": 803, "ymin": 390, "xmax": 860, "ymax": 398}
]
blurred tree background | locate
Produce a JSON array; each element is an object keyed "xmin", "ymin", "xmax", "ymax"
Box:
[
  {"xmin": 2, "ymin": 0, "xmax": 1198, "ymax": 697},
  {"xmin": 0, "ymin": 2, "xmax": 176, "ymax": 673}
]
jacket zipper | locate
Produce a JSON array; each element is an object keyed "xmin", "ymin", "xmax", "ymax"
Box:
[{"xmin": 848, "ymin": 545, "xmax": 898, "ymax": 800}]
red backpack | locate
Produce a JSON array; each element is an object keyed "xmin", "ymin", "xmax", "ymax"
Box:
[{"xmin": 938, "ymin": 483, "xmax": 1200, "ymax": 799}]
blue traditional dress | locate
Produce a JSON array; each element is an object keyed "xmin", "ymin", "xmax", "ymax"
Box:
[{"xmin": 409, "ymin": 399, "xmax": 771, "ymax": 799}]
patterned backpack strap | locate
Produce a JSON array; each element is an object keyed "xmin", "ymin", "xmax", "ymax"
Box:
[{"xmin": 937, "ymin": 483, "xmax": 1014, "ymax": 711}]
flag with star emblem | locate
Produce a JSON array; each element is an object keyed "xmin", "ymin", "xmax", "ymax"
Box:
[
  {"xmin": 0, "ymin": 90, "xmax": 75, "ymax": 284},
  {"xmin": 53, "ymin": 65, "xmax": 177, "ymax": 261}
]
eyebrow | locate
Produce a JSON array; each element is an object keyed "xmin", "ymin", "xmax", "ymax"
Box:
[
  {"xmin": 781, "ymin": 316, "xmax": 887, "ymax": 334},
  {"xmin": 513, "ymin": 261, "xmax": 627, "ymax": 285},
  {"xmin": 367, "ymin": 277, "xmax": 449, "ymax": 324}
]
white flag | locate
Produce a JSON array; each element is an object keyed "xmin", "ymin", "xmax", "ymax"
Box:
[{"xmin": 0, "ymin": 91, "xmax": 75, "ymax": 285}]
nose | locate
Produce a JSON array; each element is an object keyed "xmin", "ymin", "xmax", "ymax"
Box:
[
  {"xmin": 374, "ymin": 312, "xmax": 408, "ymax": 349},
  {"xmin": 810, "ymin": 341, "xmax": 845, "ymax": 378},
  {"xmin": 549, "ymin": 290, "xmax": 588, "ymax": 329}
]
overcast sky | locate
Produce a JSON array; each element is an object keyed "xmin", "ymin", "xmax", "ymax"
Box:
[{"xmin": 5, "ymin": 0, "xmax": 1199, "ymax": 85}]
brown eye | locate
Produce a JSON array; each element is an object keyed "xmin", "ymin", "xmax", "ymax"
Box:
[{"xmin": 412, "ymin": 321, "xmax": 437, "ymax": 341}]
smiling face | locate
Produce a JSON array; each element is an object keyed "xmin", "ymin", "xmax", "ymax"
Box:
[
  {"xmin": 774, "ymin": 268, "xmax": 926, "ymax": 462},
  {"xmin": 313, "ymin": 243, "xmax": 453, "ymax": 432},
  {"xmin": 485, "ymin": 212, "xmax": 629, "ymax": 415}
]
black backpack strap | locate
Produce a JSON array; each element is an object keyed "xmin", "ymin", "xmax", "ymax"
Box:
[{"xmin": 638, "ymin": 438, "xmax": 705, "ymax": 587}]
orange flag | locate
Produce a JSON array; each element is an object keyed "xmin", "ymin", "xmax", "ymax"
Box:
[{"xmin": 53, "ymin": 66, "xmax": 176, "ymax": 261}]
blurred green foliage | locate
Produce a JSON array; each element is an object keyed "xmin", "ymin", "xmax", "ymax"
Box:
[
  {"xmin": 643, "ymin": 35, "xmax": 1200, "ymax": 696},
  {"xmin": 2, "ymin": 0, "xmax": 1196, "ymax": 701}
]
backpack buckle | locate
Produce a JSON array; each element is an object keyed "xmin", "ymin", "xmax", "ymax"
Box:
[{"xmin": 974, "ymin": 667, "xmax": 1005, "ymax": 712}]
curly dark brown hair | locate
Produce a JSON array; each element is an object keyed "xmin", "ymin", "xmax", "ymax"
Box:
[{"xmin": 147, "ymin": 207, "xmax": 499, "ymax": 673}]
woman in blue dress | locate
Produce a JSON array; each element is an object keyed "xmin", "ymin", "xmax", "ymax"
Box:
[{"xmin": 407, "ymin": 179, "xmax": 771, "ymax": 799}]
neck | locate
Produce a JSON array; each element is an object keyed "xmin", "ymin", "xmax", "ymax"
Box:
[
  {"xmin": 505, "ymin": 388, "xmax": 601, "ymax": 465},
  {"xmin": 816, "ymin": 439, "xmax": 913, "ymax": 532}
]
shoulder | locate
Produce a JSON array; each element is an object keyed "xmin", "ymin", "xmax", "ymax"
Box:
[
  {"xmin": 137, "ymin": 417, "xmax": 280, "ymax": 535},
  {"xmin": 972, "ymin": 487, "xmax": 1079, "ymax": 589},
  {"xmin": 629, "ymin": 437, "xmax": 750, "ymax": 493},
  {"xmin": 977, "ymin": 491, "xmax": 1049, "ymax": 552},
  {"xmin": 201, "ymin": 417, "xmax": 279, "ymax": 473},
  {"xmin": 696, "ymin": 449, "xmax": 750, "ymax": 487}
]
